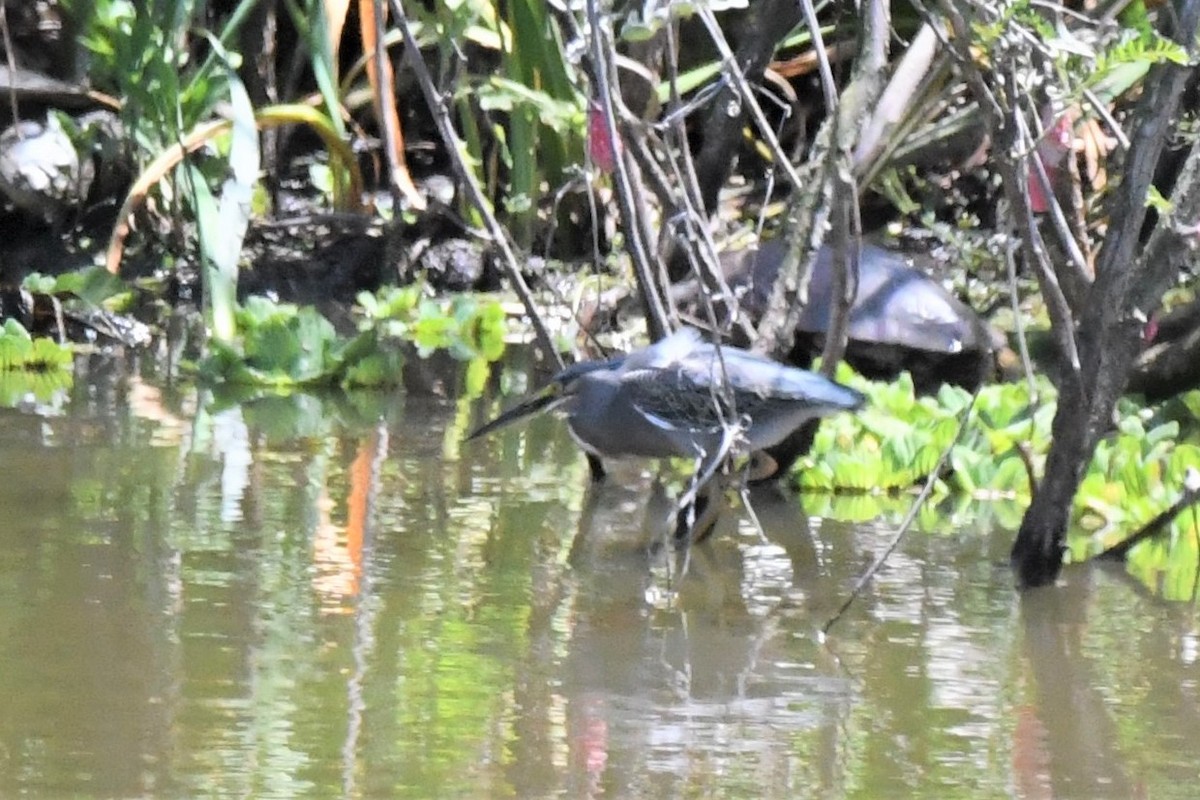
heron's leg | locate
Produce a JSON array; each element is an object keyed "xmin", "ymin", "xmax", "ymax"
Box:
[
  {"xmin": 687, "ymin": 479, "xmax": 726, "ymax": 544},
  {"xmin": 677, "ymin": 424, "xmax": 737, "ymax": 511},
  {"xmin": 673, "ymin": 456, "xmax": 706, "ymax": 546},
  {"xmin": 585, "ymin": 452, "xmax": 606, "ymax": 482},
  {"xmin": 673, "ymin": 492, "xmax": 701, "ymax": 546},
  {"xmin": 674, "ymin": 466, "xmax": 728, "ymax": 547}
]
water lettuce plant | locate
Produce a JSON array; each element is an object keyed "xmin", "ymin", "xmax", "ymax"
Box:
[
  {"xmin": 198, "ymin": 289, "xmax": 506, "ymax": 394},
  {"xmin": 800, "ymin": 365, "xmax": 1200, "ymax": 598}
]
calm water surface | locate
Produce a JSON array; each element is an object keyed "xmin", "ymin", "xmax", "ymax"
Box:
[{"xmin": 1, "ymin": 352, "xmax": 1199, "ymax": 798}]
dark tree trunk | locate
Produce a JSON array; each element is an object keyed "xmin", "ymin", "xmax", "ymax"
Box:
[
  {"xmin": 1013, "ymin": 314, "xmax": 1145, "ymax": 586},
  {"xmin": 1011, "ymin": 0, "xmax": 1200, "ymax": 586}
]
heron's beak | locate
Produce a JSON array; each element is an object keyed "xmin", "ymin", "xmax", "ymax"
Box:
[{"xmin": 466, "ymin": 383, "xmax": 566, "ymax": 441}]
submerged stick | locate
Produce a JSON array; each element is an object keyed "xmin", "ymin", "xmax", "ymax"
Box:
[
  {"xmin": 823, "ymin": 385, "xmax": 979, "ymax": 635},
  {"xmin": 1096, "ymin": 468, "xmax": 1200, "ymax": 563}
]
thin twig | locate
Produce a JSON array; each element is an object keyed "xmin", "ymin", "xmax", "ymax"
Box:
[
  {"xmin": 1082, "ymin": 86, "xmax": 1130, "ymax": 152},
  {"xmin": 0, "ymin": 1, "xmax": 19, "ymax": 130},
  {"xmin": 1016, "ymin": 92, "xmax": 1091, "ymax": 308},
  {"xmin": 662, "ymin": 18, "xmax": 733, "ymax": 324},
  {"xmin": 823, "ymin": 385, "xmax": 980, "ymax": 634},
  {"xmin": 737, "ymin": 481, "xmax": 768, "ymax": 543},
  {"xmin": 1096, "ymin": 468, "xmax": 1200, "ymax": 562},
  {"xmin": 679, "ymin": 428, "xmax": 739, "ymax": 511},
  {"xmin": 1191, "ymin": 504, "xmax": 1200, "ymax": 601},
  {"xmin": 1003, "ymin": 222, "xmax": 1038, "ymax": 398},
  {"xmin": 799, "ymin": 0, "xmax": 838, "ymax": 111},
  {"xmin": 819, "ymin": 0, "xmax": 886, "ymax": 374},
  {"xmin": 754, "ymin": 0, "xmax": 889, "ymax": 357},
  {"xmin": 653, "ymin": 79, "xmax": 726, "ymax": 131},
  {"xmin": 585, "ymin": 0, "xmax": 671, "ymax": 341},
  {"xmin": 818, "ymin": 171, "xmax": 859, "ymax": 375},
  {"xmin": 924, "ymin": 0, "xmax": 1084, "ymax": 383},
  {"xmin": 695, "ymin": 6, "xmax": 806, "ymax": 191}
]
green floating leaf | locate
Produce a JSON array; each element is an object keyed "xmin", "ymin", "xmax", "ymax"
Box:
[
  {"xmin": 355, "ymin": 287, "xmax": 508, "ymax": 364},
  {"xmin": 29, "ymin": 337, "xmax": 74, "ymax": 370},
  {"xmin": 0, "ymin": 320, "xmax": 72, "ymax": 374},
  {"xmin": 0, "ymin": 335, "xmax": 33, "ymax": 371},
  {"xmin": 341, "ymin": 343, "xmax": 407, "ymax": 389},
  {"xmin": 201, "ymin": 287, "xmax": 510, "ymax": 390},
  {"xmin": 1145, "ymin": 420, "xmax": 1179, "ymax": 447},
  {"xmin": 200, "ymin": 296, "xmax": 340, "ymax": 387},
  {"xmin": 0, "ymin": 364, "xmax": 73, "ymax": 407}
]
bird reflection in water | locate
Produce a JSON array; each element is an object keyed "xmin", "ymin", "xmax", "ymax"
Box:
[{"xmin": 559, "ymin": 472, "xmax": 852, "ymax": 797}]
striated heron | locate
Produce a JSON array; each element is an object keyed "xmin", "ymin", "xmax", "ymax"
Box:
[{"xmin": 467, "ymin": 327, "xmax": 865, "ymax": 540}]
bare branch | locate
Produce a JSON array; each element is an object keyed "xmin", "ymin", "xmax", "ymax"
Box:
[
  {"xmin": 586, "ymin": 0, "xmax": 672, "ymax": 340},
  {"xmin": 389, "ymin": 0, "xmax": 560, "ymax": 366}
]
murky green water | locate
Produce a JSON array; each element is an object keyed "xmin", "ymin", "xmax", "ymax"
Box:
[{"xmin": 2, "ymin": 352, "xmax": 1199, "ymax": 798}]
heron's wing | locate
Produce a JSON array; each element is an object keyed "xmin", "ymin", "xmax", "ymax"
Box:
[
  {"xmin": 622, "ymin": 327, "xmax": 705, "ymax": 371},
  {"xmin": 622, "ymin": 361, "xmax": 726, "ymax": 432},
  {"xmin": 680, "ymin": 346, "xmax": 866, "ymax": 412},
  {"xmin": 621, "ymin": 334, "xmax": 864, "ymax": 434}
]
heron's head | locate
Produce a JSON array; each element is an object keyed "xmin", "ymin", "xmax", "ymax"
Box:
[{"xmin": 465, "ymin": 356, "xmax": 624, "ymax": 442}]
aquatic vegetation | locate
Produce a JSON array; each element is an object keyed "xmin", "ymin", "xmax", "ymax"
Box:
[
  {"xmin": 0, "ymin": 320, "xmax": 74, "ymax": 407},
  {"xmin": 350, "ymin": 287, "xmax": 507, "ymax": 396},
  {"xmin": 799, "ymin": 366, "xmax": 1200, "ymax": 597},
  {"xmin": 199, "ymin": 290, "xmax": 506, "ymax": 393}
]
